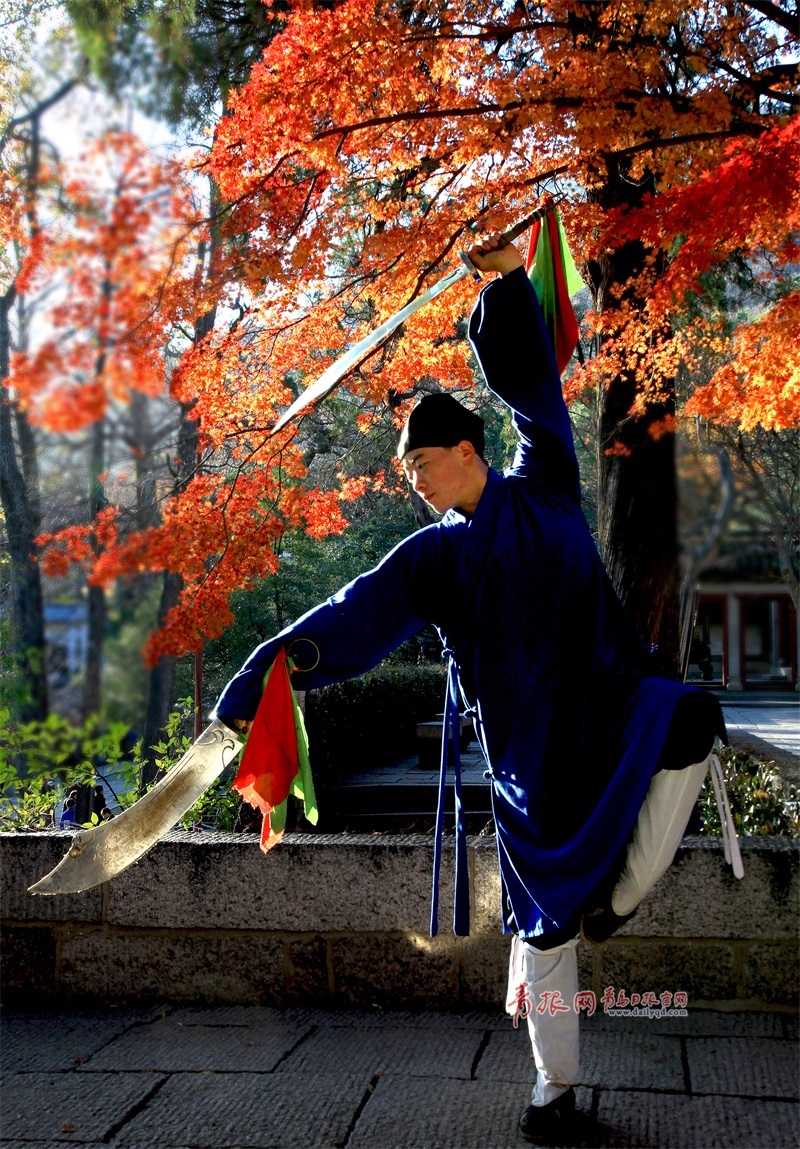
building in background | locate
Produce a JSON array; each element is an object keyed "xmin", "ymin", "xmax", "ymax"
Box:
[
  {"xmin": 688, "ymin": 547, "xmax": 797, "ymax": 691},
  {"xmin": 44, "ymin": 601, "xmax": 88, "ymax": 688}
]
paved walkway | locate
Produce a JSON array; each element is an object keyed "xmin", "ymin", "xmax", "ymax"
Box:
[
  {"xmin": 338, "ymin": 697, "xmax": 799, "ymax": 794},
  {"xmin": 720, "ymin": 697, "xmax": 800, "ymax": 758},
  {"xmin": 2, "ymin": 1005, "xmax": 797, "ymax": 1148}
]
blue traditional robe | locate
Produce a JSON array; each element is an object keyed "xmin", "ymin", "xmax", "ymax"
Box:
[{"xmin": 216, "ymin": 266, "xmax": 724, "ymax": 942}]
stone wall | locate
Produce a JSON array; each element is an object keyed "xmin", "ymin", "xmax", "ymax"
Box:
[{"xmin": 2, "ymin": 832, "xmax": 797, "ymax": 1009}]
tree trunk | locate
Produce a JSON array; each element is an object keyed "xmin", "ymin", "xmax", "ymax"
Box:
[
  {"xmin": 0, "ymin": 79, "xmax": 83, "ymax": 724},
  {"xmin": 596, "ymin": 372, "xmax": 680, "ymax": 674},
  {"xmin": 83, "ymin": 418, "xmax": 106, "ymax": 718},
  {"xmin": 588, "ymin": 165, "xmax": 681, "ymax": 677},
  {"xmin": 0, "ymin": 289, "xmax": 48, "ymax": 721},
  {"xmin": 139, "ymin": 569, "xmax": 182, "ymax": 790},
  {"xmin": 138, "ymin": 222, "xmax": 218, "ymax": 783},
  {"xmin": 139, "ymin": 379, "xmax": 207, "ymax": 786}
]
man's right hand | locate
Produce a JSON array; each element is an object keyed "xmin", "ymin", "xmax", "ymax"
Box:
[
  {"xmin": 467, "ymin": 234, "xmax": 524, "ymax": 278},
  {"xmin": 223, "ymin": 717, "xmax": 252, "ymax": 736}
]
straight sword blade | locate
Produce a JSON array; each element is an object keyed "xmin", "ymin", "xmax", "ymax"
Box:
[
  {"xmin": 28, "ymin": 719, "xmax": 244, "ymax": 895},
  {"xmin": 271, "ymin": 262, "xmax": 471, "ymax": 435},
  {"xmin": 270, "ymin": 198, "xmax": 563, "ymax": 437}
]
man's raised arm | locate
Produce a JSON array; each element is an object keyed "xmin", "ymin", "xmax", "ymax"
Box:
[{"xmin": 467, "ymin": 238, "xmax": 580, "ymax": 502}]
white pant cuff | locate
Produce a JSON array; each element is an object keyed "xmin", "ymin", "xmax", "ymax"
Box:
[{"xmin": 532, "ymin": 1077, "xmax": 573, "ymax": 1107}]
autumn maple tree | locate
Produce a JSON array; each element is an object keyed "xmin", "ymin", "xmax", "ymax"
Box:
[
  {"xmin": 6, "ymin": 128, "xmax": 356, "ymax": 714},
  {"xmin": 6, "ymin": 0, "xmax": 797, "ymax": 722},
  {"xmin": 202, "ymin": 0, "xmax": 798, "ymax": 670}
]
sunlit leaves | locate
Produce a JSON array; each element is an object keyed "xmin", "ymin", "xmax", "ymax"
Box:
[
  {"xmin": 11, "ymin": 0, "xmax": 798, "ymax": 660},
  {"xmin": 10, "ymin": 132, "xmax": 201, "ymax": 429}
]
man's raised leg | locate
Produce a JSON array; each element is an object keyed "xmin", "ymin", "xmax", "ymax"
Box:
[{"xmin": 583, "ymin": 753, "xmax": 712, "ymax": 943}]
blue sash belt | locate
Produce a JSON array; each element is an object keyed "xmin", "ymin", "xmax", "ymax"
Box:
[{"xmin": 430, "ymin": 656, "xmax": 470, "ymax": 936}]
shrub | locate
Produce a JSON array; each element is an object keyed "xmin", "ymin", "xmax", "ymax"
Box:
[
  {"xmin": 304, "ymin": 663, "xmax": 448, "ymax": 780},
  {"xmin": 699, "ymin": 745, "xmax": 799, "ymax": 838},
  {"xmin": 0, "ymin": 710, "xmax": 138, "ymax": 830}
]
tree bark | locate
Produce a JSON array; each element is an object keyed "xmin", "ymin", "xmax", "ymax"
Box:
[
  {"xmin": 0, "ymin": 289, "xmax": 48, "ymax": 721},
  {"xmin": 139, "ymin": 568, "xmax": 182, "ymax": 790},
  {"xmin": 596, "ymin": 376, "xmax": 680, "ymax": 674},
  {"xmin": 0, "ymin": 77, "xmax": 84, "ymax": 723},
  {"xmin": 588, "ymin": 164, "xmax": 681, "ymax": 677}
]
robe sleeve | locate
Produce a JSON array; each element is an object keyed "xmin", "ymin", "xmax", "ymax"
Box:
[
  {"xmin": 468, "ymin": 265, "xmax": 581, "ymax": 503},
  {"xmin": 214, "ymin": 524, "xmax": 440, "ymax": 722}
]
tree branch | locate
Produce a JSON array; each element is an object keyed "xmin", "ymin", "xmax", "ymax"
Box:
[
  {"xmin": 0, "ymin": 74, "xmax": 86, "ymax": 155},
  {"xmin": 741, "ymin": 0, "xmax": 800, "ymax": 36},
  {"xmin": 613, "ymin": 123, "xmax": 767, "ymax": 160},
  {"xmin": 710, "ymin": 56, "xmax": 800, "ymax": 107},
  {"xmin": 314, "ymin": 100, "xmax": 531, "ymax": 141}
]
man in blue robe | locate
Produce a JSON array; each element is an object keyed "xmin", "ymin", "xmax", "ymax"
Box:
[{"xmin": 216, "ymin": 235, "xmax": 726, "ymax": 1142}]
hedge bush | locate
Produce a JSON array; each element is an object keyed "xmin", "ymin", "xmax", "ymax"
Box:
[
  {"xmin": 304, "ymin": 663, "xmax": 448, "ymax": 780},
  {"xmin": 699, "ymin": 744, "xmax": 799, "ymax": 838}
]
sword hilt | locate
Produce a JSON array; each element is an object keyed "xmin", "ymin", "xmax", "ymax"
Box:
[
  {"xmin": 460, "ymin": 196, "xmax": 566, "ymax": 279},
  {"xmin": 498, "ymin": 195, "xmax": 565, "ymax": 246}
]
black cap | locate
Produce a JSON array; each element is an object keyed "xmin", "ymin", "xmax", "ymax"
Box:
[{"xmin": 397, "ymin": 393, "xmax": 485, "ymax": 459}]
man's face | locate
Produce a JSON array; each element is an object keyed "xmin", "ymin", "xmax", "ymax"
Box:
[{"xmin": 402, "ymin": 444, "xmax": 475, "ymax": 515}]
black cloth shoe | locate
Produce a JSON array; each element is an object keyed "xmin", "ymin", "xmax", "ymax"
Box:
[
  {"xmin": 580, "ymin": 901, "xmax": 637, "ymax": 945},
  {"xmin": 518, "ymin": 1086, "xmax": 576, "ymax": 1143}
]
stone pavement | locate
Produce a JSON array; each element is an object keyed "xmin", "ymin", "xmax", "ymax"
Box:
[
  {"xmin": 720, "ymin": 697, "xmax": 800, "ymax": 760},
  {"xmin": 1, "ymin": 1005, "xmax": 797, "ymax": 1148}
]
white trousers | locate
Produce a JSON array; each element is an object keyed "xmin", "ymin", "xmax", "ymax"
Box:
[{"xmin": 509, "ymin": 752, "xmax": 714, "ymax": 1106}]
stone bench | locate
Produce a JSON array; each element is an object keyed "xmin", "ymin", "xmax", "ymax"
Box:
[{"xmin": 416, "ymin": 714, "xmax": 475, "ymax": 766}]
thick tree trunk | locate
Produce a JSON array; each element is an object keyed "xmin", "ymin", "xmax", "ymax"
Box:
[
  {"xmin": 596, "ymin": 370, "xmax": 680, "ymax": 674},
  {"xmin": 588, "ymin": 166, "xmax": 681, "ymax": 677},
  {"xmin": 139, "ymin": 569, "xmax": 182, "ymax": 790},
  {"xmin": 0, "ymin": 289, "xmax": 48, "ymax": 721}
]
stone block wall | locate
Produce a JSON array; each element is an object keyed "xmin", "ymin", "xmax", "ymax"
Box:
[{"xmin": 1, "ymin": 832, "xmax": 797, "ymax": 1009}]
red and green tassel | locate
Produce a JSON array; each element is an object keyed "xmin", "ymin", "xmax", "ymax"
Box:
[
  {"xmin": 232, "ymin": 648, "xmax": 318, "ymax": 851},
  {"xmin": 525, "ymin": 207, "xmax": 584, "ymax": 375}
]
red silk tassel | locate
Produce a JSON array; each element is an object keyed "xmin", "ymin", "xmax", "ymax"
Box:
[{"xmin": 232, "ymin": 648, "xmax": 298, "ymax": 850}]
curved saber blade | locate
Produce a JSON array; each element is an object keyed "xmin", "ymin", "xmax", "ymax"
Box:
[{"xmin": 28, "ymin": 720, "xmax": 244, "ymax": 896}]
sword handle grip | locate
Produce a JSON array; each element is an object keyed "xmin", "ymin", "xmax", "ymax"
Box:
[
  {"xmin": 498, "ymin": 196, "xmax": 565, "ymax": 246},
  {"xmin": 460, "ymin": 196, "xmax": 565, "ymax": 278}
]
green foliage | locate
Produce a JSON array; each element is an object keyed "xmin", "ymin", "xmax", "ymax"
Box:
[
  {"xmin": 0, "ymin": 777, "xmax": 57, "ymax": 833},
  {"xmin": 102, "ymin": 586, "xmax": 162, "ymax": 727},
  {"xmin": 0, "ymin": 619, "xmax": 28, "ymax": 718},
  {"xmin": 65, "ymin": 0, "xmax": 280, "ymax": 126},
  {"xmin": 179, "ymin": 781, "xmax": 242, "ymax": 831},
  {"xmin": 305, "ymin": 663, "xmax": 448, "ymax": 781},
  {"xmin": 193, "ymin": 513, "xmax": 433, "ymax": 709},
  {"xmin": 0, "ymin": 691, "xmax": 244, "ymax": 831},
  {"xmin": 0, "ymin": 695, "xmax": 205, "ymax": 830},
  {"xmin": 699, "ymin": 746, "xmax": 799, "ymax": 838},
  {"xmin": 0, "ymin": 708, "xmax": 136, "ymax": 830},
  {"xmin": 145, "ymin": 699, "xmax": 194, "ymax": 778},
  {"xmin": 141, "ymin": 696, "xmax": 245, "ymax": 829}
]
